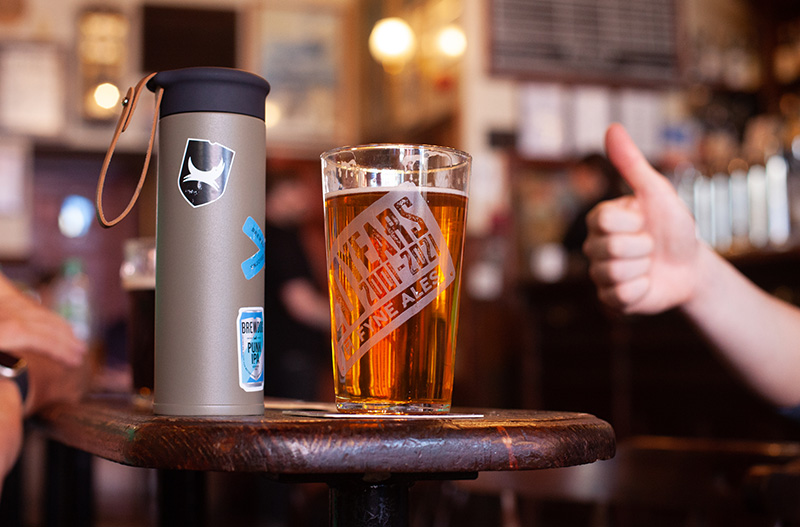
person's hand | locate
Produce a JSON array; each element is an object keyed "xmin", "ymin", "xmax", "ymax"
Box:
[
  {"xmin": 0, "ymin": 273, "xmax": 86, "ymax": 367},
  {"xmin": 0, "ymin": 272, "xmax": 88, "ymax": 484},
  {"xmin": 583, "ymin": 124, "xmax": 703, "ymax": 314}
]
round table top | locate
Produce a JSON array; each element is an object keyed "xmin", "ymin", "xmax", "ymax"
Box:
[{"xmin": 35, "ymin": 394, "xmax": 615, "ymax": 478}]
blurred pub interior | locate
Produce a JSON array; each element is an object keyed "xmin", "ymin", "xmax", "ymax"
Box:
[{"xmin": 4, "ymin": 0, "xmax": 800, "ymax": 525}]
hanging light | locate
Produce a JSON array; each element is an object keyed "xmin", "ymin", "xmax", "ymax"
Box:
[
  {"xmin": 369, "ymin": 17, "xmax": 416, "ymax": 73},
  {"xmin": 93, "ymin": 82, "xmax": 121, "ymax": 109},
  {"xmin": 436, "ymin": 24, "xmax": 467, "ymax": 59}
]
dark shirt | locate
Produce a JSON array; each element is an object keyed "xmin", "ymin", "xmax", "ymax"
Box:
[
  {"xmin": 562, "ymin": 190, "xmax": 622, "ymax": 255},
  {"xmin": 264, "ymin": 222, "xmax": 328, "ymax": 400},
  {"xmin": 561, "ymin": 201, "xmax": 596, "ymax": 255}
]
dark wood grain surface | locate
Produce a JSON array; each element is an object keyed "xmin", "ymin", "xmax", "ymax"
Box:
[{"xmin": 33, "ymin": 394, "xmax": 615, "ymax": 477}]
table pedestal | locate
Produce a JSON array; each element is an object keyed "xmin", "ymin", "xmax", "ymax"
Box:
[
  {"xmin": 323, "ymin": 472, "xmax": 477, "ymax": 527},
  {"xmin": 330, "ymin": 479, "xmax": 409, "ymax": 527}
]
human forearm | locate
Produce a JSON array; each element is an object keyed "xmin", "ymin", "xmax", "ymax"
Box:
[
  {"xmin": 0, "ymin": 272, "xmax": 86, "ymax": 367},
  {"xmin": 0, "ymin": 351, "xmax": 85, "ymax": 495},
  {"xmin": 282, "ymin": 279, "xmax": 332, "ymax": 331},
  {"xmin": 23, "ymin": 352, "xmax": 88, "ymax": 416},
  {"xmin": 587, "ymin": 125, "xmax": 800, "ymax": 408},
  {"xmin": 0, "ymin": 381, "xmax": 24, "ymax": 488},
  {"xmin": 681, "ymin": 246, "xmax": 800, "ymax": 407}
]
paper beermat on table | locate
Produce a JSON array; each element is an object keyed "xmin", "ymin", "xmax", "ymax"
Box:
[
  {"xmin": 285, "ymin": 410, "xmax": 483, "ymax": 420},
  {"xmin": 327, "ymin": 182, "xmax": 455, "ymax": 376}
]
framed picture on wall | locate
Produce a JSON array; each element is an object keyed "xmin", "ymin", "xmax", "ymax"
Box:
[
  {"xmin": 0, "ymin": 137, "xmax": 32, "ymax": 259},
  {"xmin": 252, "ymin": 1, "xmax": 358, "ymax": 156},
  {"xmin": 490, "ymin": 0, "xmax": 679, "ymax": 85},
  {"xmin": 0, "ymin": 42, "xmax": 65, "ymax": 137}
]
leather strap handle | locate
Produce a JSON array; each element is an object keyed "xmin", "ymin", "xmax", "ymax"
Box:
[{"xmin": 95, "ymin": 72, "xmax": 162, "ymax": 228}]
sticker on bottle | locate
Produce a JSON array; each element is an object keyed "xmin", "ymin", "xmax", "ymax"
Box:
[
  {"xmin": 177, "ymin": 138, "xmax": 235, "ymax": 208},
  {"xmin": 241, "ymin": 216, "xmax": 265, "ymax": 280},
  {"xmin": 237, "ymin": 307, "xmax": 264, "ymax": 392}
]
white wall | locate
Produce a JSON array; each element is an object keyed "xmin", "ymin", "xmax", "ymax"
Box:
[{"xmin": 460, "ymin": 0, "xmax": 517, "ymax": 235}]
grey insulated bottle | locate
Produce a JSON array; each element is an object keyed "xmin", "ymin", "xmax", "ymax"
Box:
[{"xmin": 146, "ymin": 68, "xmax": 270, "ymax": 415}]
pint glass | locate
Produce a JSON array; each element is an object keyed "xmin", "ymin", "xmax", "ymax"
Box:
[
  {"xmin": 321, "ymin": 144, "xmax": 470, "ymax": 413},
  {"xmin": 120, "ymin": 237, "xmax": 156, "ymax": 397}
]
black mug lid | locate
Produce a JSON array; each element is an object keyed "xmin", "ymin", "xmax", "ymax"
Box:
[{"xmin": 146, "ymin": 67, "xmax": 270, "ymax": 120}]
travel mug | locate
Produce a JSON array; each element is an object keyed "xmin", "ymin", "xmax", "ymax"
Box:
[{"xmin": 146, "ymin": 67, "xmax": 270, "ymax": 415}]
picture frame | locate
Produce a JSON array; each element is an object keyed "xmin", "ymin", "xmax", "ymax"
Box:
[
  {"xmin": 0, "ymin": 136, "xmax": 32, "ymax": 259},
  {"xmin": 0, "ymin": 42, "xmax": 65, "ymax": 137},
  {"xmin": 250, "ymin": 0, "xmax": 358, "ymax": 156}
]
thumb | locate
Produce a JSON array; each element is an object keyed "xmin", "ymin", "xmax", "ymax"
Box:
[{"xmin": 605, "ymin": 123, "xmax": 672, "ymax": 200}]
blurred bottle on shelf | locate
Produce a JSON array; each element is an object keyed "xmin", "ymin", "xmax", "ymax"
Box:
[
  {"xmin": 53, "ymin": 258, "xmax": 93, "ymax": 343},
  {"xmin": 672, "ymin": 130, "xmax": 793, "ymax": 254}
]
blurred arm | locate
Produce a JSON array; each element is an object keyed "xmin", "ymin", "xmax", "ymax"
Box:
[
  {"xmin": 282, "ymin": 278, "xmax": 332, "ymax": 332},
  {"xmin": 0, "ymin": 381, "xmax": 23, "ymax": 495},
  {"xmin": 0, "ymin": 271, "xmax": 89, "ymax": 488}
]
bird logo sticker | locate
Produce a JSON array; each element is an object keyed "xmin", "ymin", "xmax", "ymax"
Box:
[{"xmin": 177, "ymin": 138, "xmax": 235, "ymax": 207}]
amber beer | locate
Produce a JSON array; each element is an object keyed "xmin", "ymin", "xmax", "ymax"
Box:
[{"xmin": 321, "ymin": 144, "xmax": 470, "ymax": 413}]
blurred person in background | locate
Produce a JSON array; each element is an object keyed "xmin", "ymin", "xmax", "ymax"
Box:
[
  {"xmin": 562, "ymin": 152, "xmax": 626, "ymax": 257},
  {"xmin": 249, "ymin": 173, "xmax": 331, "ymax": 526},
  {"xmin": 264, "ymin": 172, "xmax": 331, "ymax": 403}
]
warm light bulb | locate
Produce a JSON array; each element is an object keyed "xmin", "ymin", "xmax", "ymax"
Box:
[
  {"xmin": 93, "ymin": 82, "xmax": 121, "ymax": 109},
  {"xmin": 437, "ymin": 24, "xmax": 467, "ymax": 58},
  {"xmin": 369, "ymin": 17, "xmax": 416, "ymax": 68}
]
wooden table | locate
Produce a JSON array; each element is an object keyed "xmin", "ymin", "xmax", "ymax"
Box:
[{"xmin": 34, "ymin": 394, "xmax": 615, "ymax": 526}]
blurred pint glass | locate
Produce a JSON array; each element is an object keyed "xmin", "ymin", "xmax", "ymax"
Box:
[
  {"xmin": 120, "ymin": 237, "xmax": 156, "ymax": 397},
  {"xmin": 321, "ymin": 144, "xmax": 470, "ymax": 413}
]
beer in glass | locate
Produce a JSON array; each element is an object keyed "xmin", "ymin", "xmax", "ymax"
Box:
[
  {"xmin": 321, "ymin": 144, "xmax": 470, "ymax": 413},
  {"xmin": 120, "ymin": 237, "xmax": 156, "ymax": 398}
]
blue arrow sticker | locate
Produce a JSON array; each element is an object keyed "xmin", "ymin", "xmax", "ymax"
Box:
[{"xmin": 241, "ymin": 216, "xmax": 265, "ymax": 280}]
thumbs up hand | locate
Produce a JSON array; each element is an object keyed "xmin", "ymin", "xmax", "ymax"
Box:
[
  {"xmin": 584, "ymin": 124, "xmax": 704, "ymax": 314},
  {"xmin": 585, "ymin": 125, "xmax": 800, "ymax": 406}
]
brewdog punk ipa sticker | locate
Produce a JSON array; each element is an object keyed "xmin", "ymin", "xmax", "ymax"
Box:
[
  {"xmin": 328, "ymin": 182, "xmax": 456, "ymax": 377},
  {"xmin": 237, "ymin": 307, "xmax": 264, "ymax": 392}
]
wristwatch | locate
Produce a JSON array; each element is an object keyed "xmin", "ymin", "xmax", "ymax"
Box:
[{"xmin": 0, "ymin": 351, "xmax": 28, "ymax": 404}]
